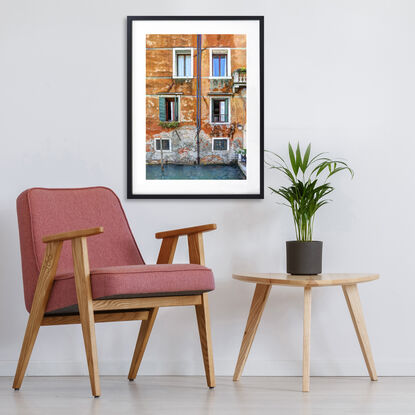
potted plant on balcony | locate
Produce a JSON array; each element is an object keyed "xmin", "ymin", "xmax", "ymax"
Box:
[{"xmin": 267, "ymin": 143, "xmax": 353, "ymax": 275}]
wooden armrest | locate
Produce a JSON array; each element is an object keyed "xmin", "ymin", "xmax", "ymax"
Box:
[
  {"xmin": 42, "ymin": 227, "xmax": 104, "ymax": 243},
  {"xmin": 155, "ymin": 224, "xmax": 217, "ymax": 240},
  {"xmin": 156, "ymin": 224, "xmax": 216, "ymax": 265}
]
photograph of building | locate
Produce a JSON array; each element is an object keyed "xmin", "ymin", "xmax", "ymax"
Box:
[{"xmin": 145, "ymin": 34, "xmax": 247, "ymax": 180}]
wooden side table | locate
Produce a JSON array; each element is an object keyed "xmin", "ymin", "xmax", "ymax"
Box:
[{"xmin": 232, "ymin": 273, "xmax": 379, "ymax": 391}]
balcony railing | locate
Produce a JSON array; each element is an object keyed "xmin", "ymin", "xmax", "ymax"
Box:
[
  {"xmin": 233, "ymin": 71, "xmax": 247, "ymax": 84},
  {"xmin": 233, "ymin": 70, "xmax": 247, "ymax": 93}
]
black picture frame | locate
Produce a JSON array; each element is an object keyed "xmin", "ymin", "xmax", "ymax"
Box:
[{"xmin": 127, "ymin": 16, "xmax": 264, "ymax": 199}]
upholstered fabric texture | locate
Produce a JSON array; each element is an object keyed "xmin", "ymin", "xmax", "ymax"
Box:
[
  {"xmin": 16, "ymin": 187, "xmax": 214, "ymax": 313},
  {"xmin": 48, "ymin": 264, "xmax": 214, "ymax": 313}
]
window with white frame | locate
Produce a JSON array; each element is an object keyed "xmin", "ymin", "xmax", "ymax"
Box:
[
  {"xmin": 173, "ymin": 48, "xmax": 193, "ymax": 78},
  {"xmin": 212, "ymin": 138, "xmax": 229, "ymax": 151},
  {"xmin": 210, "ymin": 48, "xmax": 231, "ymax": 78},
  {"xmin": 155, "ymin": 138, "xmax": 171, "ymax": 152},
  {"xmin": 211, "ymin": 97, "xmax": 230, "ymax": 123},
  {"xmin": 159, "ymin": 96, "xmax": 179, "ymax": 122}
]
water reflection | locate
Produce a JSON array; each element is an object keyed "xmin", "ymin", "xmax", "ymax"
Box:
[{"xmin": 146, "ymin": 164, "xmax": 246, "ymax": 180}]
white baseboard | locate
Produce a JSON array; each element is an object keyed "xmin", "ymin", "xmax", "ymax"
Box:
[{"xmin": 1, "ymin": 359, "xmax": 415, "ymax": 377}]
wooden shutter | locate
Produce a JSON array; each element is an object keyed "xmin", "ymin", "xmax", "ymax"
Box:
[
  {"xmin": 224, "ymin": 99, "xmax": 229, "ymax": 122},
  {"xmin": 159, "ymin": 97, "xmax": 166, "ymax": 121},
  {"xmin": 174, "ymin": 97, "xmax": 179, "ymax": 121}
]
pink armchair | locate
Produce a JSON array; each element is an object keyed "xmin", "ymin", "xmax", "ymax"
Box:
[{"xmin": 13, "ymin": 187, "xmax": 216, "ymax": 396}]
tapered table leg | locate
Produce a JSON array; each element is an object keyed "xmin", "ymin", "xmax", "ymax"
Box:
[
  {"xmin": 233, "ymin": 283, "xmax": 271, "ymax": 381},
  {"xmin": 342, "ymin": 284, "xmax": 377, "ymax": 380},
  {"xmin": 302, "ymin": 287, "xmax": 312, "ymax": 392}
]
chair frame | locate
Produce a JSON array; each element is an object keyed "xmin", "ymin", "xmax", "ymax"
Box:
[{"xmin": 13, "ymin": 223, "xmax": 217, "ymax": 397}]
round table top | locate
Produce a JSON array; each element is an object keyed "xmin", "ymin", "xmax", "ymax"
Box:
[{"xmin": 232, "ymin": 273, "xmax": 379, "ymax": 287}]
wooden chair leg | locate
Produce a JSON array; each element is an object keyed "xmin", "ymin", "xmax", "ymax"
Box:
[
  {"xmin": 342, "ymin": 284, "xmax": 378, "ymax": 381},
  {"xmin": 128, "ymin": 307, "xmax": 159, "ymax": 381},
  {"xmin": 233, "ymin": 283, "xmax": 271, "ymax": 381},
  {"xmin": 126, "ymin": 233, "xmax": 174, "ymax": 380},
  {"xmin": 195, "ymin": 293, "xmax": 215, "ymax": 388},
  {"xmin": 13, "ymin": 241, "xmax": 63, "ymax": 390},
  {"xmin": 72, "ymin": 237, "xmax": 100, "ymax": 397},
  {"xmin": 302, "ymin": 287, "xmax": 312, "ymax": 392}
]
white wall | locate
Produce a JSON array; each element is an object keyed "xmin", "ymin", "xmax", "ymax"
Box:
[{"xmin": 1, "ymin": 0, "xmax": 414, "ymax": 377}]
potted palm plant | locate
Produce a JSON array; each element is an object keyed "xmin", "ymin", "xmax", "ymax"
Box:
[{"xmin": 267, "ymin": 143, "xmax": 353, "ymax": 275}]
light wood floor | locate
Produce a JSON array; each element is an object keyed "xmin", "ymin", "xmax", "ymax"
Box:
[{"xmin": 1, "ymin": 376, "xmax": 414, "ymax": 415}]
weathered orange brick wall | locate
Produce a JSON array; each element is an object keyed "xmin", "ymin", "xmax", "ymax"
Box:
[
  {"xmin": 202, "ymin": 34, "xmax": 246, "ymax": 48},
  {"xmin": 146, "ymin": 34, "xmax": 197, "ymax": 48},
  {"xmin": 146, "ymin": 34, "xmax": 246, "ymax": 165}
]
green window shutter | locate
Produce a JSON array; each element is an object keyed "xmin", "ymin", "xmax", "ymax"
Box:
[
  {"xmin": 224, "ymin": 99, "xmax": 229, "ymax": 122},
  {"xmin": 174, "ymin": 97, "xmax": 179, "ymax": 121},
  {"xmin": 159, "ymin": 97, "xmax": 166, "ymax": 121}
]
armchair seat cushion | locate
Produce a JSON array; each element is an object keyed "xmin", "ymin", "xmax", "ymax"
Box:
[{"xmin": 46, "ymin": 264, "xmax": 215, "ymax": 314}]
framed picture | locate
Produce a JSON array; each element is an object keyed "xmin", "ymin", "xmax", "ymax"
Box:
[{"xmin": 127, "ymin": 16, "xmax": 264, "ymax": 199}]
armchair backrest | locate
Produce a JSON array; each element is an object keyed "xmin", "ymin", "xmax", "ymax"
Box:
[{"xmin": 16, "ymin": 187, "xmax": 144, "ymax": 311}]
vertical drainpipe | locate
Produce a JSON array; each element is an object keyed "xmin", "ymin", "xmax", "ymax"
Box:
[{"xmin": 196, "ymin": 34, "xmax": 202, "ymax": 165}]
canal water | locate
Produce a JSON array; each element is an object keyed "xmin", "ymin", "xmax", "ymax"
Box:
[{"xmin": 146, "ymin": 164, "xmax": 246, "ymax": 180}]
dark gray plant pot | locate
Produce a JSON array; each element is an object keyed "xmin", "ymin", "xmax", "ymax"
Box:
[{"xmin": 286, "ymin": 241, "xmax": 323, "ymax": 275}]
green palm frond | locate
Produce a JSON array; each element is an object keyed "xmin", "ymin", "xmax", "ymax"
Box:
[{"xmin": 265, "ymin": 143, "xmax": 353, "ymax": 241}]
